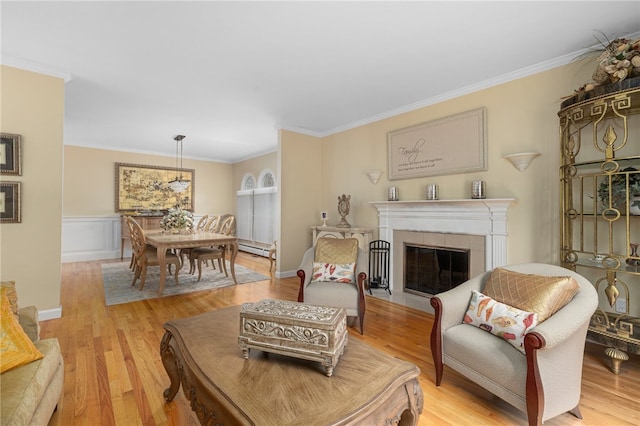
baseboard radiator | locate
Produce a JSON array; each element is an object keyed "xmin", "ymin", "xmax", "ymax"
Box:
[{"xmin": 238, "ymin": 240, "xmax": 271, "ymax": 258}]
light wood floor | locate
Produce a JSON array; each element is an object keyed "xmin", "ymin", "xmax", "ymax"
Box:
[{"xmin": 44, "ymin": 253, "xmax": 639, "ymax": 425}]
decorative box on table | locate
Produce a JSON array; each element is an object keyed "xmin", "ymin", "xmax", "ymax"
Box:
[{"xmin": 238, "ymin": 299, "xmax": 347, "ymax": 376}]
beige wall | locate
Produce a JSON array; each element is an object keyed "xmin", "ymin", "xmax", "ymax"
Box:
[
  {"xmin": 0, "ymin": 65, "xmax": 64, "ymax": 311},
  {"xmin": 63, "ymin": 146, "xmax": 235, "ymax": 216},
  {"xmin": 279, "ymin": 130, "xmax": 322, "ymax": 271},
  {"xmin": 287, "ymin": 60, "xmax": 593, "ymax": 269}
]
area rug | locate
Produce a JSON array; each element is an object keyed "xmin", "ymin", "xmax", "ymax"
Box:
[{"xmin": 102, "ymin": 262, "xmax": 269, "ymax": 306}]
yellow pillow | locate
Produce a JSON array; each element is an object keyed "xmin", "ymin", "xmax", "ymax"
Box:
[
  {"xmin": 0, "ymin": 288, "xmax": 43, "ymax": 373},
  {"xmin": 483, "ymin": 267, "xmax": 579, "ymax": 323},
  {"xmin": 1, "ymin": 281, "xmax": 19, "ymax": 320},
  {"xmin": 315, "ymin": 238, "xmax": 359, "ymax": 264}
]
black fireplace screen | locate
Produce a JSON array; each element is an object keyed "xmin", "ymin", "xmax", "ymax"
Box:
[{"xmin": 404, "ymin": 244, "xmax": 469, "ymax": 295}]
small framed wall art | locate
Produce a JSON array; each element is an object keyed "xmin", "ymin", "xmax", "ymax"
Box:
[
  {"xmin": 0, "ymin": 181, "xmax": 21, "ymax": 223},
  {"xmin": 1, "ymin": 133, "xmax": 22, "ymax": 175}
]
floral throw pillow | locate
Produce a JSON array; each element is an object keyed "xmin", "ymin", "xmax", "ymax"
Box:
[
  {"xmin": 463, "ymin": 290, "xmax": 538, "ymax": 353},
  {"xmin": 312, "ymin": 262, "xmax": 355, "ymax": 283}
]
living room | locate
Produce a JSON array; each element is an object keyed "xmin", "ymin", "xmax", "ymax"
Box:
[{"xmin": 2, "ymin": 2, "xmax": 640, "ymax": 425}]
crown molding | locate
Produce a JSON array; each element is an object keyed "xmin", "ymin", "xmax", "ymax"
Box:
[
  {"xmin": 283, "ymin": 31, "xmax": 640, "ymax": 139},
  {"xmin": 319, "ymin": 51, "xmax": 581, "ymax": 138},
  {"xmin": 1, "ymin": 54, "xmax": 72, "ymax": 83}
]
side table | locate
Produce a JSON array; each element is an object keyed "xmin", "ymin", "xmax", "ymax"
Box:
[{"xmin": 311, "ymin": 225, "xmax": 373, "ymax": 251}]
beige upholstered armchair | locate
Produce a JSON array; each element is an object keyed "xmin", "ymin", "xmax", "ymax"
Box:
[
  {"xmin": 297, "ymin": 238, "xmax": 368, "ymax": 334},
  {"xmin": 430, "ymin": 263, "xmax": 598, "ymax": 426}
]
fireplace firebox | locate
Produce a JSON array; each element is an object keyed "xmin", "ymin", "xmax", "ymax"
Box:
[{"xmin": 404, "ymin": 244, "xmax": 469, "ymax": 296}]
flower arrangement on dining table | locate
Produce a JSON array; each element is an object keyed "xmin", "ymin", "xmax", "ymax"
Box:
[{"xmin": 160, "ymin": 207, "xmax": 194, "ymax": 233}]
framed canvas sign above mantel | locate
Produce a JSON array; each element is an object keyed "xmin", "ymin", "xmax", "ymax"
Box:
[
  {"xmin": 387, "ymin": 107, "xmax": 487, "ymax": 180},
  {"xmin": 115, "ymin": 163, "xmax": 195, "ymax": 212}
]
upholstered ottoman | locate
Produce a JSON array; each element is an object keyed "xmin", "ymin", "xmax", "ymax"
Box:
[{"xmin": 238, "ymin": 299, "xmax": 347, "ymax": 376}]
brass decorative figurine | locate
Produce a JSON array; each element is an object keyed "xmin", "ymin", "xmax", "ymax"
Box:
[{"xmin": 336, "ymin": 194, "xmax": 351, "ymax": 228}]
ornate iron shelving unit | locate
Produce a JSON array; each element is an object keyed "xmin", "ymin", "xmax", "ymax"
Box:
[{"xmin": 559, "ymin": 77, "xmax": 640, "ymax": 374}]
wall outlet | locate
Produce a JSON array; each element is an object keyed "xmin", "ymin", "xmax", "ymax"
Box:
[{"xmin": 615, "ymin": 298, "xmax": 627, "ymax": 313}]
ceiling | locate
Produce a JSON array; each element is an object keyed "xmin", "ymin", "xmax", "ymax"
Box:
[{"xmin": 2, "ymin": 1, "xmax": 639, "ymax": 163}]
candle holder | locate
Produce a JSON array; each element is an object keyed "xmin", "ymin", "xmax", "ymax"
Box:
[
  {"xmin": 426, "ymin": 184, "xmax": 438, "ymax": 200},
  {"xmin": 471, "ymin": 181, "xmax": 486, "ymax": 199},
  {"xmin": 388, "ymin": 187, "xmax": 399, "ymax": 201}
]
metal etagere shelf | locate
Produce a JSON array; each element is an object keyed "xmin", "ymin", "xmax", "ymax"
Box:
[{"xmin": 559, "ymin": 77, "xmax": 640, "ymax": 374}]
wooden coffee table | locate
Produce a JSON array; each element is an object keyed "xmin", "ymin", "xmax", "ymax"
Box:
[{"xmin": 161, "ymin": 304, "xmax": 424, "ymax": 425}]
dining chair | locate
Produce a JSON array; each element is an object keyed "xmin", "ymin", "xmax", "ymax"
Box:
[
  {"xmin": 179, "ymin": 214, "xmax": 209, "ymax": 266},
  {"xmin": 124, "ymin": 216, "xmax": 137, "ymax": 270},
  {"xmin": 123, "ymin": 215, "xmax": 159, "ymax": 271},
  {"xmin": 208, "ymin": 214, "xmax": 233, "ymax": 233},
  {"xmin": 194, "ymin": 215, "xmax": 223, "ymax": 272},
  {"xmin": 187, "ymin": 213, "xmax": 227, "ymax": 273},
  {"xmin": 126, "ymin": 216, "xmax": 182, "ymax": 290},
  {"xmin": 204, "ymin": 215, "xmax": 221, "ymax": 232},
  {"xmin": 268, "ymin": 240, "xmax": 277, "ymax": 272},
  {"xmin": 188, "ymin": 215, "xmax": 236, "ymax": 281}
]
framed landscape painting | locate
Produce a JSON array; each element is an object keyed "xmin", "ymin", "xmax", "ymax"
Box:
[{"xmin": 115, "ymin": 163, "xmax": 195, "ymax": 212}]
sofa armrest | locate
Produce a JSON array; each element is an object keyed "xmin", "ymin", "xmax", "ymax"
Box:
[
  {"xmin": 18, "ymin": 305, "xmax": 40, "ymax": 343},
  {"xmin": 528, "ymin": 278, "xmax": 598, "ymax": 350},
  {"xmin": 297, "ymin": 248, "xmax": 315, "ymax": 284},
  {"xmin": 355, "ymin": 248, "xmax": 368, "ymax": 279}
]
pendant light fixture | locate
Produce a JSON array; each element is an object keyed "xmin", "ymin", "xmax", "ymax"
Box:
[{"xmin": 168, "ymin": 134, "xmax": 190, "ymax": 192}]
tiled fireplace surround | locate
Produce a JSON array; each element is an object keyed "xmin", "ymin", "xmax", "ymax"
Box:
[{"xmin": 370, "ymin": 199, "xmax": 515, "ymax": 307}]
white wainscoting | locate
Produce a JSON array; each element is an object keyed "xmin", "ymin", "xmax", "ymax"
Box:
[
  {"xmin": 62, "ymin": 215, "xmax": 211, "ymax": 263},
  {"xmin": 62, "ymin": 216, "xmax": 125, "ymax": 262}
]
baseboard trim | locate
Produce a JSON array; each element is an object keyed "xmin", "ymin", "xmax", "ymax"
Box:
[
  {"xmin": 63, "ymin": 250, "xmax": 123, "ymax": 263},
  {"xmin": 39, "ymin": 307, "xmax": 62, "ymax": 321},
  {"xmin": 279, "ymin": 269, "xmax": 297, "ymax": 279}
]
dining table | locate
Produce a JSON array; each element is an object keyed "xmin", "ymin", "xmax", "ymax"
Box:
[{"xmin": 145, "ymin": 230, "xmax": 239, "ymax": 295}]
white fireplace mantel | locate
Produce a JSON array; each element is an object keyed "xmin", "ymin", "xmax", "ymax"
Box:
[{"xmin": 370, "ymin": 198, "xmax": 516, "ymax": 291}]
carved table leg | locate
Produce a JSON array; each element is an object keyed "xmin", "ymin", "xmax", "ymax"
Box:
[
  {"xmin": 324, "ymin": 365, "xmax": 334, "ymax": 377},
  {"xmin": 160, "ymin": 331, "xmax": 182, "ymax": 402},
  {"xmin": 411, "ymin": 380, "xmax": 424, "ymax": 421},
  {"xmin": 228, "ymin": 241, "xmax": 238, "ymax": 284}
]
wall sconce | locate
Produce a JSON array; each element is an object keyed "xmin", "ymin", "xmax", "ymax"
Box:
[
  {"xmin": 366, "ymin": 170, "xmax": 383, "ymax": 184},
  {"xmin": 504, "ymin": 152, "xmax": 540, "ymax": 172}
]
